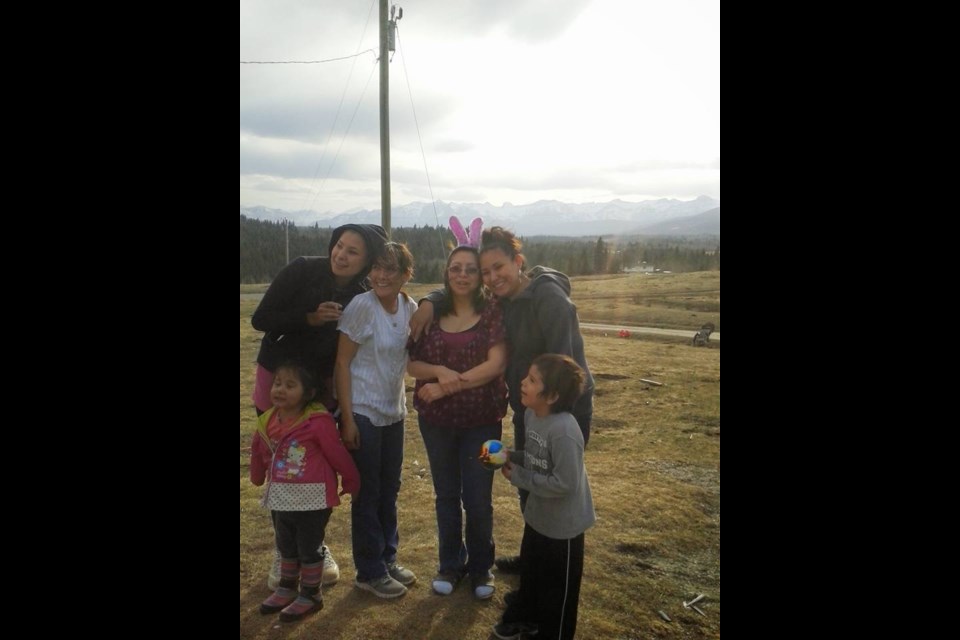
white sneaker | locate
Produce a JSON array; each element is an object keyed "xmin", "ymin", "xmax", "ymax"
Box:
[
  {"xmin": 267, "ymin": 545, "xmax": 339, "ymax": 589},
  {"xmin": 267, "ymin": 549, "xmax": 281, "ymax": 590},
  {"xmin": 321, "ymin": 545, "xmax": 340, "ymax": 585}
]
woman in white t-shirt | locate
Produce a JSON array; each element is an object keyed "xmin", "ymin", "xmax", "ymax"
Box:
[{"xmin": 334, "ymin": 242, "xmax": 418, "ymax": 599}]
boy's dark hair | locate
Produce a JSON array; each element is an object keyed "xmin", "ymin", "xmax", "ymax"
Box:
[
  {"xmin": 274, "ymin": 360, "xmax": 321, "ymax": 406},
  {"xmin": 532, "ymin": 353, "xmax": 585, "ymax": 413}
]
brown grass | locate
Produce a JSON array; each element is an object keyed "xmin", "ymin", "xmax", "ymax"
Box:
[
  {"xmin": 571, "ymin": 272, "xmax": 720, "ymax": 331},
  {"xmin": 407, "ymin": 271, "xmax": 720, "ymax": 332},
  {"xmin": 240, "ymin": 272, "xmax": 720, "ymax": 639}
]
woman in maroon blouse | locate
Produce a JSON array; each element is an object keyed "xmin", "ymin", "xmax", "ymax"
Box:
[{"xmin": 407, "ymin": 244, "xmax": 508, "ymax": 600}]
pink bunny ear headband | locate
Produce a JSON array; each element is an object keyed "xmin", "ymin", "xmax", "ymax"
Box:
[{"xmin": 449, "ymin": 216, "xmax": 483, "ymax": 249}]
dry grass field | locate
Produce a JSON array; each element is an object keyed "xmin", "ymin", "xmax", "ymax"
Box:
[
  {"xmin": 568, "ymin": 272, "xmax": 719, "ymax": 331},
  {"xmin": 240, "ymin": 271, "xmax": 720, "ymax": 639}
]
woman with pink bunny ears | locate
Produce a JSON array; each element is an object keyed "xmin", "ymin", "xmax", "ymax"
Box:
[
  {"xmin": 406, "ymin": 216, "xmax": 508, "ymax": 599},
  {"xmin": 409, "ymin": 223, "xmax": 594, "ymax": 582},
  {"xmin": 449, "ymin": 215, "xmax": 484, "ymax": 250}
]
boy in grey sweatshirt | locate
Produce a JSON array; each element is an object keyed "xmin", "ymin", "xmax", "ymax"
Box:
[{"xmin": 494, "ymin": 354, "xmax": 596, "ymax": 640}]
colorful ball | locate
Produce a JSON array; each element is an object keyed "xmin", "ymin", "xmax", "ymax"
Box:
[{"xmin": 479, "ymin": 439, "xmax": 508, "ymax": 470}]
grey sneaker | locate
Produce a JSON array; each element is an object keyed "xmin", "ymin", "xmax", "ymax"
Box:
[
  {"xmin": 354, "ymin": 574, "xmax": 408, "ymax": 599},
  {"xmin": 387, "ymin": 562, "xmax": 417, "ymax": 586},
  {"xmin": 267, "ymin": 549, "xmax": 281, "ymax": 590},
  {"xmin": 320, "ymin": 545, "xmax": 340, "ymax": 585}
]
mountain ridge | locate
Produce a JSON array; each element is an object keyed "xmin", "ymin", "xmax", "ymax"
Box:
[{"xmin": 240, "ymin": 195, "xmax": 719, "ymax": 237}]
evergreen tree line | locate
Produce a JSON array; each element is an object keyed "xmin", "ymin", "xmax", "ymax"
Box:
[{"xmin": 240, "ymin": 215, "xmax": 720, "ymax": 284}]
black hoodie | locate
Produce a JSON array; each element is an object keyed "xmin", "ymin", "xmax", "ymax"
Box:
[
  {"xmin": 501, "ymin": 267, "xmax": 594, "ymax": 437},
  {"xmin": 251, "ymin": 224, "xmax": 388, "ymax": 379}
]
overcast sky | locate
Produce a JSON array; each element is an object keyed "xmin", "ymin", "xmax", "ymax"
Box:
[{"xmin": 240, "ymin": 0, "xmax": 719, "ymax": 215}]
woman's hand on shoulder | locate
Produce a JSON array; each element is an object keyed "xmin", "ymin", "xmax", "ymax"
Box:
[{"xmin": 409, "ymin": 301, "xmax": 434, "ymax": 341}]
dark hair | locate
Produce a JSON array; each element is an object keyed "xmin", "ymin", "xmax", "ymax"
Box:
[
  {"xmin": 438, "ymin": 246, "xmax": 487, "ymax": 317},
  {"xmin": 532, "ymin": 354, "xmax": 585, "ymax": 414},
  {"xmin": 273, "ymin": 361, "xmax": 321, "ymax": 407},
  {"xmin": 375, "ymin": 241, "xmax": 415, "ymax": 280},
  {"xmin": 328, "ymin": 223, "xmax": 389, "ymax": 281},
  {"xmin": 479, "ymin": 226, "xmax": 525, "ymax": 269}
]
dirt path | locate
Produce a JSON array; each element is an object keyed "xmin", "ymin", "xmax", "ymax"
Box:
[
  {"xmin": 581, "ymin": 322, "xmax": 720, "ymax": 342},
  {"xmin": 242, "ymin": 293, "xmax": 719, "ymax": 342}
]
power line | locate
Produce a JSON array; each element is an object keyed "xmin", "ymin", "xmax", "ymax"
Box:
[
  {"xmin": 317, "ymin": 63, "xmax": 379, "ymax": 196},
  {"xmin": 304, "ymin": 0, "xmax": 379, "ymax": 214},
  {"xmin": 396, "ymin": 25, "xmax": 446, "ymax": 257},
  {"xmin": 240, "ymin": 49, "xmax": 377, "ymax": 65}
]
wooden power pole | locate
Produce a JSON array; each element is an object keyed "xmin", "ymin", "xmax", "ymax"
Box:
[{"xmin": 379, "ymin": 0, "xmax": 392, "ymax": 236}]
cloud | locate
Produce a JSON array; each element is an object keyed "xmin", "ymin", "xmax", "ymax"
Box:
[
  {"xmin": 612, "ymin": 158, "xmax": 722, "ymax": 172},
  {"xmin": 402, "ymin": 0, "xmax": 592, "ymax": 42},
  {"xmin": 240, "ymin": 133, "xmax": 379, "ymax": 180},
  {"xmin": 431, "ymin": 139, "xmax": 475, "ymax": 153},
  {"xmin": 240, "ymin": 0, "xmax": 720, "ymax": 213}
]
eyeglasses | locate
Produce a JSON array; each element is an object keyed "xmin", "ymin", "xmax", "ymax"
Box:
[{"xmin": 448, "ymin": 265, "xmax": 479, "ymax": 276}]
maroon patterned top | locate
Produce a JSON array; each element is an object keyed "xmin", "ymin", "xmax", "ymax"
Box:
[{"xmin": 408, "ymin": 299, "xmax": 508, "ymax": 428}]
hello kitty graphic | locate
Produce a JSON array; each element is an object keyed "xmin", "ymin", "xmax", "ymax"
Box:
[{"xmin": 280, "ymin": 441, "xmax": 307, "ymax": 479}]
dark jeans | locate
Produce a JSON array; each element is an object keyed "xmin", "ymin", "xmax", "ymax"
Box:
[
  {"xmin": 502, "ymin": 524, "xmax": 585, "ymax": 640},
  {"xmin": 272, "ymin": 509, "xmax": 332, "ymax": 564},
  {"xmin": 516, "ymin": 402, "xmax": 593, "ymax": 512},
  {"xmin": 419, "ymin": 417, "xmax": 502, "ymax": 576},
  {"xmin": 350, "ymin": 413, "xmax": 405, "ymax": 582}
]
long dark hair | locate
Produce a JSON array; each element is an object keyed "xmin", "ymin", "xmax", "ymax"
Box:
[{"xmin": 437, "ymin": 246, "xmax": 487, "ymax": 317}]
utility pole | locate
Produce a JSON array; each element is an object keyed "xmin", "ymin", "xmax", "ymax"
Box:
[
  {"xmin": 379, "ymin": 0, "xmax": 391, "ymax": 236},
  {"xmin": 285, "ymin": 218, "xmax": 290, "ymax": 264}
]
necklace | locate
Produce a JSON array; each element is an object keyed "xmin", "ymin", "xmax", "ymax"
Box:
[{"xmin": 380, "ymin": 298, "xmax": 400, "ymax": 327}]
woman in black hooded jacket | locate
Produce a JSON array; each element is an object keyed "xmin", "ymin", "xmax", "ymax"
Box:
[
  {"xmin": 252, "ymin": 223, "xmax": 388, "ymax": 412},
  {"xmin": 250, "ymin": 222, "xmax": 387, "ymax": 590}
]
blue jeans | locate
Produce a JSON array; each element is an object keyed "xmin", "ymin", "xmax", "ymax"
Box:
[
  {"xmin": 419, "ymin": 417, "xmax": 502, "ymax": 577},
  {"xmin": 350, "ymin": 413, "xmax": 405, "ymax": 582}
]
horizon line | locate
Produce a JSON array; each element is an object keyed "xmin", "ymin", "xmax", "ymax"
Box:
[{"xmin": 239, "ymin": 194, "xmax": 720, "ymax": 217}]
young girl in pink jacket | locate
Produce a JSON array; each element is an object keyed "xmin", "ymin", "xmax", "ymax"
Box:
[{"xmin": 250, "ymin": 362, "xmax": 360, "ymax": 622}]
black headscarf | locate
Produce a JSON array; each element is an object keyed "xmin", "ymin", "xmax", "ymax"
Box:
[{"xmin": 328, "ymin": 223, "xmax": 389, "ymax": 279}]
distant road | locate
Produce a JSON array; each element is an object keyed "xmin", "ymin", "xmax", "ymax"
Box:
[
  {"xmin": 580, "ymin": 322, "xmax": 719, "ymax": 342},
  {"xmin": 242, "ymin": 293, "xmax": 719, "ymax": 343}
]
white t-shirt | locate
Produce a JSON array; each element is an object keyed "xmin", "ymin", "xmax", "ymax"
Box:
[{"xmin": 337, "ymin": 290, "xmax": 417, "ymax": 426}]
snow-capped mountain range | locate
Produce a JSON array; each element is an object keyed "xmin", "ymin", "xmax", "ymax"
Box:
[{"xmin": 240, "ymin": 195, "xmax": 719, "ymax": 237}]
